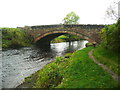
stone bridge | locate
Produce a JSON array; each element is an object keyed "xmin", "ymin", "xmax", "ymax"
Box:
[{"xmin": 21, "ymin": 24, "xmax": 104, "ymax": 46}]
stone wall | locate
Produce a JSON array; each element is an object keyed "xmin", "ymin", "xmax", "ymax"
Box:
[{"xmin": 22, "ymin": 24, "xmax": 105, "ymax": 44}]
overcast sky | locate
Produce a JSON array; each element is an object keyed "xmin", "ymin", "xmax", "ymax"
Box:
[{"xmin": 0, "ymin": 0, "xmax": 119, "ymax": 27}]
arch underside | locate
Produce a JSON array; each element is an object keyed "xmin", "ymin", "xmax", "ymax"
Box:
[{"xmin": 35, "ymin": 30, "xmax": 95, "ymax": 45}]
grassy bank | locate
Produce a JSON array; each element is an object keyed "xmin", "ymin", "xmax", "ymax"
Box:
[
  {"xmin": 51, "ymin": 34, "xmax": 83, "ymax": 43},
  {"xmin": 93, "ymin": 46, "xmax": 120, "ymax": 75},
  {"xmin": 51, "ymin": 35, "xmax": 66, "ymax": 43},
  {"xmin": 2, "ymin": 28, "xmax": 32, "ymax": 49},
  {"xmin": 17, "ymin": 47, "xmax": 118, "ymax": 88}
]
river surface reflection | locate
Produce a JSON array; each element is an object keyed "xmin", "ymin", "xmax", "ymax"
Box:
[{"xmin": 2, "ymin": 40, "xmax": 88, "ymax": 88}]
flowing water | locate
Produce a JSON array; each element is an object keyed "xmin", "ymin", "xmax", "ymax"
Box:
[{"xmin": 2, "ymin": 40, "xmax": 88, "ymax": 88}]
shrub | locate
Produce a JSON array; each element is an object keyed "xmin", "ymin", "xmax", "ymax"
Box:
[
  {"xmin": 100, "ymin": 19, "xmax": 120, "ymax": 53},
  {"xmin": 2, "ymin": 28, "xmax": 32, "ymax": 49}
]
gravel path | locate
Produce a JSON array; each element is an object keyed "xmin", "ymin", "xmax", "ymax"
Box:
[{"xmin": 88, "ymin": 49, "xmax": 120, "ymax": 84}]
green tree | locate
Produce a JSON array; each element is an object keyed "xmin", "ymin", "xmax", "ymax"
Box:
[
  {"xmin": 100, "ymin": 19, "xmax": 120, "ymax": 52},
  {"xmin": 62, "ymin": 12, "xmax": 80, "ymax": 41},
  {"xmin": 63, "ymin": 11, "xmax": 80, "ymax": 24}
]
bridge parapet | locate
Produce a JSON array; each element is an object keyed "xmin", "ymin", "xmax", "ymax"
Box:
[
  {"xmin": 24, "ymin": 24, "xmax": 104, "ymax": 31},
  {"xmin": 30, "ymin": 24, "xmax": 63, "ymax": 30}
]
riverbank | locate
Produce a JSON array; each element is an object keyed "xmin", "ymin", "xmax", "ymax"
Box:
[
  {"xmin": 17, "ymin": 47, "xmax": 119, "ymax": 88},
  {"xmin": 2, "ymin": 28, "xmax": 33, "ymax": 49},
  {"xmin": 2, "ymin": 40, "xmax": 87, "ymax": 88},
  {"xmin": 51, "ymin": 34, "xmax": 83, "ymax": 43}
]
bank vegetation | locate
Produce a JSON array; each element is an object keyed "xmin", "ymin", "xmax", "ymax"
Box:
[
  {"xmin": 2, "ymin": 28, "xmax": 33, "ymax": 49},
  {"xmin": 17, "ymin": 47, "xmax": 118, "ymax": 88}
]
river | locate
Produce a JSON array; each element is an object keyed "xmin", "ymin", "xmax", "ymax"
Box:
[{"xmin": 2, "ymin": 40, "xmax": 88, "ymax": 88}]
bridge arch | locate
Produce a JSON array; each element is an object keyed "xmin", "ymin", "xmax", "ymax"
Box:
[{"xmin": 34, "ymin": 30, "xmax": 95, "ymax": 45}]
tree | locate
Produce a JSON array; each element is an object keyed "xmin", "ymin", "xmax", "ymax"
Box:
[
  {"xmin": 105, "ymin": 1, "xmax": 119, "ymax": 22},
  {"xmin": 100, "ymin": 19, "xmax": 120, "ymax": 52},
  {"xmin": 63, "ymin": 11, "xmax": 80, "ymax": 24},
  {"xmin": 62, "ymin": 12, "xmax": 80, "ymax": 41}
]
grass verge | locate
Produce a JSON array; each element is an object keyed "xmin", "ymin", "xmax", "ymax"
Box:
[
  {"xmin": 93, "ymin": 46, "xmax": 120, "ymax": 75},
  {"xmin": 17, "ymin": 47, "xmax": 119, "ymax": 88}
]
